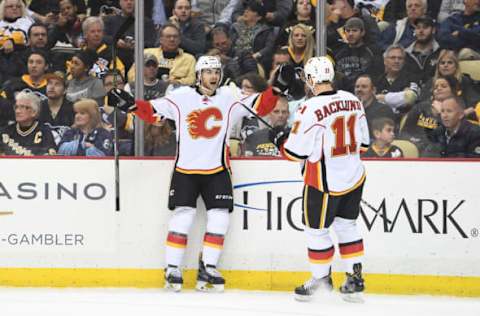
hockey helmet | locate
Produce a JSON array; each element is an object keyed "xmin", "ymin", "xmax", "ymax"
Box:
[
  {"xmin": 195, "ymin": 55, "xmax": 223, "ymax": 89},
  {"xmin": 304, "ymin": 56, "xmax": 335, "ymax": 89}
]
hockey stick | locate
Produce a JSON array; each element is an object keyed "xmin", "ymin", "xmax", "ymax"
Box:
[{"xmin": 111, "ymin": 16, "xmax": 134, "ymax": 212}]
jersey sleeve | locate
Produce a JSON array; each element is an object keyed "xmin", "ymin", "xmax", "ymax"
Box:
[
  {"xmin": 358, "ymin": 112, "xmax": 370, "ymax": 154},
  {"xmin": 240, "ymin": 86, "xmax": 279, "ymax": 117},
  {"xmin": 283, "ymin": 107, "xmax": 322, "ymax": 161}
]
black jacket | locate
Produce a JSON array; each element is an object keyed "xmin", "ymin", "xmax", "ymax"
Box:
[{"xmin": 427, "ymin": 119, "xmax": 480, "ymax": 158}]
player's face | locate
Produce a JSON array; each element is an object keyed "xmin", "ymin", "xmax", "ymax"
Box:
[
  {"xmin": 201, "ymin": 68, "xmax": 221, "ymax": 91},
  {"xmin": 74, "ymin": 109, "xmax": 91, "ymax": 128},
  {"xmin": 173, "ymin": 0, "xmax": 191, "ymax": 22},
  {"xmin": 438, "ymin": 56, "xmax": 456, "ymax": 76},
  {"xmin": 345, "ymin": 27, "xmax": 364, "ymax": 46},
  {"xmin": 46, "ymin": 79, "xmax": 65, "ymax": 99},
  {"xmin": 433, "ymin": 78, "xmax": 453, "ymax": 101},
  {"xmin": 292, "ymin": 28, "xmax": 307, "ymax": 49},
  {"xmin": 440, "ymin": 99, "xmax": 464, "ymax": 130},
  {"xmin": 85, "ymin": 22, "xmax": 104, "ymax": 47},
  {"xmin": 376, "ymin": 125, "xmax": 395, "ymax": 144},
  {"xmin": 14, "ymin": 99, "xmax": 36, "ymax": 125},
  {"xmin": 27, "ymin": 54, "xmax": 47, "ymax": 78}
]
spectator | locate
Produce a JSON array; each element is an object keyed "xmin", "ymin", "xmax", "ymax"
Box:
[
  {"xmin": 363, "ymin": 117, "xmax": 403, "ymax": 158},
  {"xmin": 354, "ymin": 74, "xmax": 395, "ymax": 137},
  {"xmin": 375, "ymin": 44, "xmax": 420, "ymax": 115},
  {"xmin": 209, "ymin": 26, "xmax": 259, "ymax": 82},
  {"xmin": 437, "ymin": 0, "xmax": 480, "ymax": 58},
  {"xmin": 58, "ymin": 98, "xmax": 113, "ymax": 156},
  {"xmin": 421, "ymin": 49, "xmax": 480, "ymax": 112},
  {"xmin": 285, "ymin": 23, "xmax": 315, "ymax": 71},
  {"xmin": 275, "ymin": 0, "xmax": 315, "ymax": 47},
  {"xmin": 427, "ymin": 96, "xmax": 480, "ymax": 157},
  {"xmin": 191, "ymin": 0, "xmax": 239, "ymax": 31},
  {"xmin": 334, "ymin": 17, "xmax": 384, "ymax": 92},
  {"xmin": 65, "ymin": 49, "xmax": 106, "ymax": 104},
  {"xmin": 88, "ymin": 0, "xmax": 121, "ymax": 17},
  {"xmin": 169, "ymin": 0, "xmax": 206, "ymax": 56},
  {"xmin": 243, "ymin": 96, "xmax": 289, "ymax": 156},
  {"xmin": 144, "ymin": 120, "xmax": 177, "ymax": 156},
  {"xmin": 230, "ymin": 0, "xmax": 275, "ymax": 75},
  {"xmin": 230, "ymin": 72, "xmax": 267, "ymax": 142},
  {"xmin": 268, "ymin": 46, "xmax": 291, "ymax": 83},
  {"xmin": 81, "ymin": 16, "xmax": 126, "ymax": 79},
  {"xmin": 29, "ymin": 0, "xmax": 87, "ymax": 24},
  {"xmin": 48, "ymin": 0, "xmax": 83, "ymax": 48},
  {"xmin": 102, "ymin": 70, "xmax": 134, "ymax": 155},
  {"xmin": 400, "ymin": 75, "xmax": 458, "ymax": 156},
  {"xmin": 437, "ymin": 0, "xmax": 465, "ymax": 23},
  {"xmin": 403, "ymin": 15, "xmax": 441, "ymax": 87},
  {"xmin": 232, "ymin": 0, "xmax": 293, "ymax": 27},
  {"xmin": 0, "ymin": 90, "xmax": 56, "ymax": 155},
  {"xmin": 0, "ymin": 0, "xmax": 34, "ymax": 54},
  {"xmin": 2, "ymin": 49, "xmax": 50, "ymax": 105},
  {"xmin": 383, "ymin": 0, "xmax": 440, "ymax": 23},
  {"xmin": 125, "ymin": 54, "xmax": 169, "ymax": 100},
  {"xmin": 104, "ymin": 0, "xmax": 157, "ymax": 71},
  {"xmin": 127, "ymin": 23, "xmax": 196, "ymax": 85},
  {"xmin": 39, "ymin": 71, "xmax": 74, "ymax": 144},
  {"xmin": 379, "ymin": 0, "xmax": 427, "ymax": 50},
  {"xmin": 327, "ymin": 0, "xmax": 381, "ymax": 51}
]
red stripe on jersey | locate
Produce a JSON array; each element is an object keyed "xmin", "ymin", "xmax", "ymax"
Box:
[
  {"xmin": 254, "ymin": 87, "xmax": 279, "ymax": 117},
  {"xmin": 304, "ymin": 161, "xmax": 321, "ymax": 191},
  {"xmin": 204, "ymin": 233, "xmax": 225, "ymax": 246},
  {"xmin": 166, "ymin": 232, "xmax": 187, "ymax": 246},
  {"xmin": 308, "ymin": 246, "xmax": 334, "ymax": 261},
  {"xmin": 339, "ymin": 240, "xmax": 364, "ymax": 256}
]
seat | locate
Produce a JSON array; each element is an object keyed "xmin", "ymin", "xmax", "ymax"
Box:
[
  {"xmin": 392, "ymin": 140, "xmax": 419, "ymax": 158},
  {"xmin": 459, "ymin": 60, "xmax": 480, "ymax": 81}
]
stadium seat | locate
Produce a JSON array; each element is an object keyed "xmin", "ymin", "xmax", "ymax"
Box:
[
  {"xmin": 459, "ymin": 60, "xmax": 480, "ymax": 81},
  {"xmin": 392, "ymin": 140, "xmax": 419, "ymax": 158}
]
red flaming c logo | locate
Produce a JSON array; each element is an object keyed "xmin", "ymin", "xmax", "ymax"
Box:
[{"xmin": 186, "ymin": 107, "xmax": 223, "ymax": 139}]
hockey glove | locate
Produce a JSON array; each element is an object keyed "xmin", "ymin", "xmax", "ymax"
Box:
[
  {"xmin": 107, "ymin": 88, "xmax": 137, "ymax": 112},
  {"xmin": 269, "ymin": 125, "xmax": 290, "ymax": 149},
  {"xmin": 272, "ymin": 64, "xmax": 305, "ymax": 100}
]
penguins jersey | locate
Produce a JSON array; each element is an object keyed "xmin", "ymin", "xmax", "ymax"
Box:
[
  {"xmin": 149, "ymin": 85, "xmax": 277, "ymax": 174},
  {"xmin": 283, "ymin": 90, "xmax": 370, "ymax": 195},
  {"xmin": 0, "ymin": 121, "xmax": 57, "ymax": 156}
]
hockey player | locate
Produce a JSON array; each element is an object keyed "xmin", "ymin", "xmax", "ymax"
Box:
[
  {"xmin": 108, "ymin": 55, "xmax": 298, "ymax": 292},
  {"xmin": 269, "ymin": 56, "xmax": 370, "ymax": 303}
]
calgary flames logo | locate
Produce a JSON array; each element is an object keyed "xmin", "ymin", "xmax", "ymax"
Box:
[{"xmin": 186, "ymin": 107, "xmax": 223, "ymax": 139}]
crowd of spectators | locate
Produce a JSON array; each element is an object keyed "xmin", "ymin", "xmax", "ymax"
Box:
[{"xmin": 0, "ymin": 0, "xmax": 479, "ymax": 158}]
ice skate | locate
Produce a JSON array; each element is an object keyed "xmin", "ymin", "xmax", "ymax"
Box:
[
  {"xmin": 339, "ymin": 263, "xmax": 365, "ymax": 303},
  {"xmin": 164, "ymin": 266, "xmax": 183, "ymax": 292},
  {"xmin": 294, "ymin": 271, "xmax": 333, "ymax": 301},
  {"xmin": 196, "ymin": 259, "xmax": 225, "ymax": 293}
]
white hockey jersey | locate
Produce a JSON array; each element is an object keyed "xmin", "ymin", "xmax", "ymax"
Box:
[
  {"xmin": 283, "ymin": 90, "xmax": 370, "ymax": 195},
  {"xmin": 149, "ymin": 85, "xmax": 277, "ymax": 174}
]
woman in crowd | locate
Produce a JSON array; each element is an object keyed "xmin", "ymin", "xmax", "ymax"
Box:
[
  {"xmin": 58, "ymin": 98, "xmax": 113, "ymax": 156},
  {"xmin": 400, "ymin": 75, "xmax": 460, "ymax": 156},
  {"xmin": 286, "ymin": 23, "xmax": 315, "ymax": 70},
  {"xmin": 275, "ymin": 0, "xmax": 315, "ymax": 47},
  {"xmin": 420, "ymin": 49, "xmax": 480, "ymax": 120}
]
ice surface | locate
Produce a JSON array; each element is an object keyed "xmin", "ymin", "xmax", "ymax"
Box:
[{"xmin": 1, "ymin": 288, "xmax": 479, "ymax": 316}]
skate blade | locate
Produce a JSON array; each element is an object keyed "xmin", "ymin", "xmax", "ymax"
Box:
[
  {"xmin": 294, "ymin": 294, "xmax": 313, "ymax": 302},
  {"xmin": 196, "ymin": 281, "xmax": 224, "ymax": 293},
  {"xmin": 341, "ymin": 292, "xmax": 364, "ymax": 303},
  {"xmin": 165, "ymin": 282, "xmax": 182, "ymax": 292}
]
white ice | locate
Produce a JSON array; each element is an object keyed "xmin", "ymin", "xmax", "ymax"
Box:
[{"xmin": 1, "ymin": 288, "xmax": 479, "ymax": 316}]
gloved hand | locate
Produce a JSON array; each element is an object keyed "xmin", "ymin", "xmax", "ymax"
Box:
[
  {"xmin": 107, "ymin": 88, "xmax": 137, "ymax": 112},
  {"xmin": 272, "ymin": 64, "xmax": 296, "ymax": 96},
  {"xmin": 268, "ymin": 125, "xmax": 290, "ymax": 149}
]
